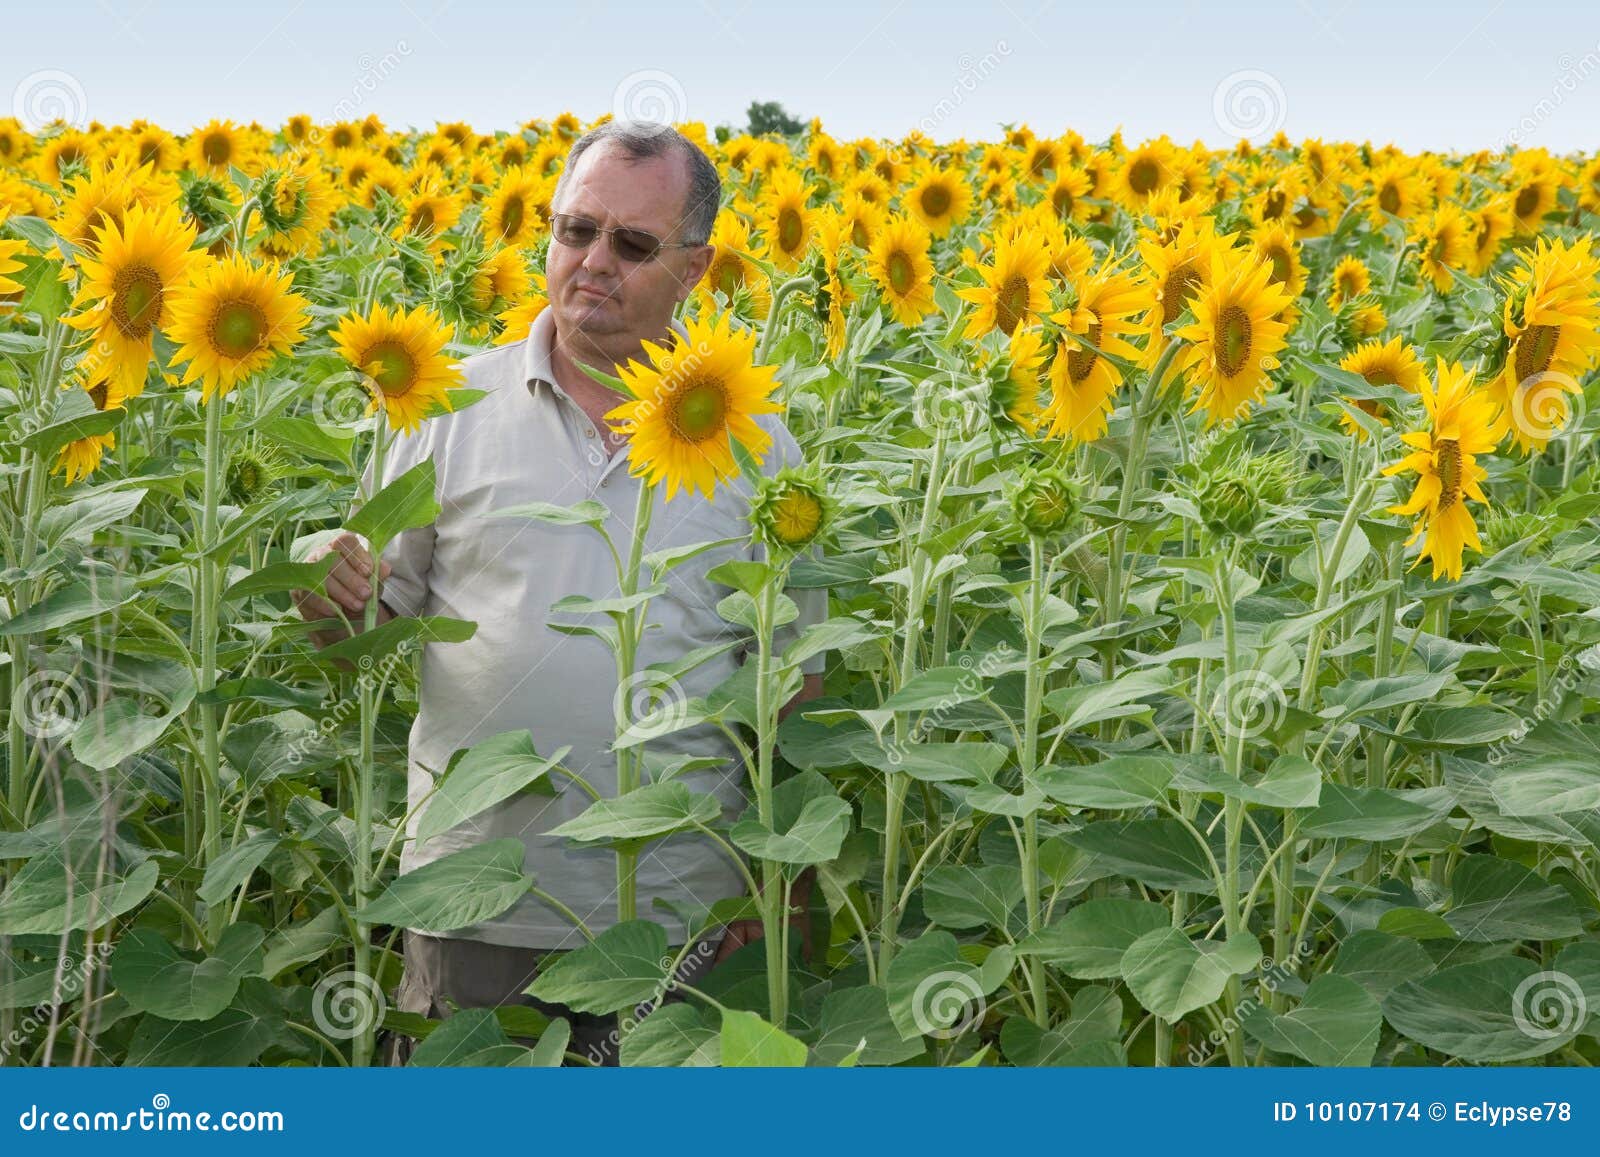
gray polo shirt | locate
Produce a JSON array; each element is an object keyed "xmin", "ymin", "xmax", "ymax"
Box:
[{"xmin": 367, "ymin": 307, "xmax": 825, "ymax": 949}]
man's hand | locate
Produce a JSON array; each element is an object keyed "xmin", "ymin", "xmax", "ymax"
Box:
[{"xmin": 292, "ymin": 531, "xmax": 394, "ymax": 647}]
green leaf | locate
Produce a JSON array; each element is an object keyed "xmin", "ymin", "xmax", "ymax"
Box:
[
  {"xmin": 418, "ymin": 732, "xmax": 567, "ymax": 842},
  {"xmin": 811, "ymin": 986, "xmax": 926, "ymax": 1066},
  {"xmin": 1330, "ymin": 930, "xmax": 1434, "ymax": 1000},
  {"xmin": 730, "ymin": 770, "xmax": 850, "ymax": 868},
  {"xmin": 1383, "ymin": 956, "xmax": 1593, "ymax": 1061},
  {"xmin": 197, "ymin": 831, "xmax": 280, "ymax": 908},
  {"xmin": 1121, "ymin": 928, "xmax": 1261, "ymax": 1022},
  {"xmin": 1442, "ymin": 855, "xmax": 1585, "ymax": 942},
  {"xmin": 357, "ymin": 839, "xmax": 533, "ymax": 934},
  {"xmin": 347, "ymin": 459, "xmax": 439, "ymax": 555},
  {"xmin": 880, "ymin": 665, "xmax": 989, "ymax": 712},
  {"xmin": 0, "ymin": 855, "xmax": 158, "ymax": 936},
  {"xmin": 112, "ymin": 924, "xmax": 265, "ymax": 1022},
  {"xmin": 1376, "ymin": 908, "xmax": 1458, "ymax": 940},
  {"xmin": 408, "ymin": 1008, "xmax": 510, "ymax": 1066},
  {"xmin": 315, "ymin": 614, "xmax": 476, "ymax": 666},
  {"xmin": 1322, "ymin": 670, "xmax": 1452, "ymax": 718},
  {"xmin": 223, "ymin": 556, "xmax": 338, "ymax": 602},
  {"xmin": 1015, "ymin": 898, "xmax": 1171, "ymax": 979},
  {"xmin": 885, "ymin": 930, "xmax": 1013, "ymax": 1040},
  {"xmin": 489, "ymin": 498, "xmax": 610, "ymax": 529},
  {"xmin": 922, "ymin": 864, "xmax": 1024, "ymax": 931},
  {"xmin": 1044, "ymin": 668, "xmax": 1172, "ymax": 731},
  {"xmin": 619, "ymin": 1003, "xmax": 718, "ymax": 1067},
  {"xmin": 719, "ymin": 1008, "xmax": 809, "ymax": 1067},
  {"xmin": 259, "ymin": 907, "xmax": 344, "ymax": 980},
  {"xmin": 125, "ymin": 977, "xmax": 286, "ymax": 1066},
  {"xmin": 1241, "ymin": 973, "xmax": 1381, "ymax": 1066},
  {"xmin": 0, "ymin": 575, "xmax": 132, "ymax": 636},
  {"xmin": 1063, "ymin": 820, "xmax": 1216, "ymax": 893},
  {"xmin": 1490, "ymin": 756, "xmax": 1600, "ymax": 816},
  {"xmin": 526, "ymin": 920, "xmax": 670, "ymax": 1015},
  {"xmin": 999, "ymin": 988, "xmax": 1126, "ymax": 1066},
  {"xmin": 1299, "ymin": 783, "xmax": 1451, "ymax": 841},
  {"xmin": 1036, "ymin": 755, "xmax": 1176, "ymax": 809},
  {"xmin": 69, "ymin": 698, "xmax": 175, "ymax": 770},
  {"xmin": 548, "ymin": 781, "xmax": 721, "ymax": 848}
]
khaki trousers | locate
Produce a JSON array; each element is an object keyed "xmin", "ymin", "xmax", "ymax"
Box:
[{"xmin": 382, "ymin": 928, "xmax": 724, "ymax": 1067}]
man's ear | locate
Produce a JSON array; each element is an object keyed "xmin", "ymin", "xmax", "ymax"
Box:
[{"xmin": 676, "ymin": 243, "xmax": 713, "ymax": 303}]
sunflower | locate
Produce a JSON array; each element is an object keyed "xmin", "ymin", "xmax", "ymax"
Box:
[
  {"xmin": 331, "ymin": 303, "xmax": 461, "ymax": 433},
  {"xmin": 1508, "ymin": 164, "xmax": 1560, "ymax": 235},
  {"xmin": 0, "ymin": 212, "xmax": 27, "ymax": 296},
  {"xmin": 811, "ymin": 209, "xmax": 854, "ymax": 361},
  {"xmin": 759, "ymin": 168, "xmax": 815, "ymax": 271},
  {"xmin": 0, "ymin": 118, "xmax": 28, "ymax": 166},
  {"xmin": 483, "ymin": 166, "xmax": 546, "ymax": 247},
  {"xmin": 253, "ymin": 161, "xmax": 338, "ymax": 256},
  {"xmin": 1411, "ymin": 203, "xmax": 1474, "ymax": 293},
  {"xmin": 694, "ymin": 214, "xmax": 767, "ymax": 318},
  {"xmin": 1118, "ymin": 139, "xmax": 1174, "ymax": 206},
  {"xmin": 1466, "ymin": 199, "xmax": 1514, "ymax": 275},
  {"xmin": 187, "ymin": 119, "xmax": 250, "ymax": 177},
  {"xmin": 1580, "ymin": 155, "xmax": 1600, "ymax": 216},
  {"xmin": 751, "ymin": 465, "xmax": 833, "ymax": 552},
  {"xmin": 956, "ymin": 227, "xmax": 1053, "ymax": 339},
  {"xmin": 64, "ymin": 203, "xmax": 197, "ymax": 396},
  {"xmin": 1042, "ymin": 264, "xmax": 1150, "ymax": 443},
  {"xmin": 866, "ymin": 214, "xmax": 937, "ymax": 328},
  {"xmin": 991, "ymin": 327, "xmax": 1047, "ymax": 433},
  {"xmin": 904, "ymin": 166, "xmax": 971, "ymax": 238},
  {"xmin": 1138, "ymin": 218, "xmax": 1221, "ymax": 365},
  {"xmin": 167, "ymin": 255, "xmax": 310, "ymax": 401},
  {"xmin": 1044, "ymin": 167, "xmax": 1093, "ymax": 225},
  {"xmin": 837, "ymin": 194, "xmax": 885, "ymax": 251},
  {"xmin": 1326, "ymin": 255, "xmax": 1372, "ymax": 310},
  {"xmin": 806, "ymin": 134, "xmax": 844, "ymax": 182},
  {"xmin": 35, "ymin": 131, "xmax": 93, "ymax": 185},
  {"xmin": 1337, "ymin": 335, "xmax": 1427, "ymax": 440},
  {"xmin": 494, "ymin": 274, "xmax": 549, "ymax": 346},
  {"xmin": 606, "ymin": 313, "xmax": 783, "ymax": 501},
  {"xmin": 53, "ymin": 372, "xmax": 118, "ymax": 485},
  {"xmin": 1382, "ymin": 359, "xmax": 1504, "ymax": 581},
  {"xmin": 470, "ymin": 246, "xmax": 532, "ymax": 313},
  {"xmin": 1366, "ymin": 160, "xmax": 1428, "ymax": 226},
  {"xmin": 1176, "ymin": 249, "xmax": 1294, "ymax": 426},
  {"xmin": 1251, "ymin": 221, "xmax": 1307, "ymax": 306},
  {"xmin": 1496, "ymin": 236, "xmax": 1600, "ymax": 453},
  {"xmin": 394, "ymin": 178, "xmax": 465, "ymax": 252}
]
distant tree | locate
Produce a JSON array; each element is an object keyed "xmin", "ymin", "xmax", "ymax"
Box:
[{"xmin": 745, "ymin": 100, "xmax": 804, "ymax": 138}]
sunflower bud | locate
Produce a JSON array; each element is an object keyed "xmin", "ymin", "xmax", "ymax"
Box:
[
  {"xmin": 751, "ymin": 466, "xmax": 832, "ymax": 553},
  {"xmin": 1191, "ymin": 449, "xmax": 1297, "ymax": 539},
  {"xmin": 1008, "ymin": 464, "xmax": 1078, "ymax": 537},
  {"xmin": 224, "ymin": 439, "xmax": 285, "ymax": 507}
]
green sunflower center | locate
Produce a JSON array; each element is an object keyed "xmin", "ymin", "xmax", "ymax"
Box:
[
  {"xmin": 112, "ymin": 264, "xmax": 163, "ymax": 339},
  {"xmin": 669, "ymin": 379, "xmax": 728, "ymax": 443},
  {"xmin": 887, "ymin": 250, "xmax": 915, "ymax": 296},
  {"xmin": 1216, "ymin": 305, "xmax": 1253, "ymax": 378},
  {"xmin": 212, "ymin": 300, "xmax": 268, "ymax": 359},
  {"xmin": 363, "ymin": 341, "xmax": 418, "ymax": 397}
]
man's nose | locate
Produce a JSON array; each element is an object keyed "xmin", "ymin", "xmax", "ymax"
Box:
[{"xmin": 581, "ymin": 232, "xmax": 619, "ymax": 278}]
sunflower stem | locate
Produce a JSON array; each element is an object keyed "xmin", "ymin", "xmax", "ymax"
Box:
[
  {"xmin": 614, "ymin": 478, "xmax": 656, "ymax": 929},
  {"xmin": 197, "ymin": 392, "xmax": 226, "ymax": 945}
]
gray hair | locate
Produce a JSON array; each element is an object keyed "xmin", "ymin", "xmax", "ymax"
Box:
[{"xmin": 551, "ymin": 120, "xmax": 721, "ymax": 245}]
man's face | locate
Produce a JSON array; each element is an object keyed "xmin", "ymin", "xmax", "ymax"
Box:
[{"xmin": 545, "ymin": 141, "xmax": 712, "ymax": 359}]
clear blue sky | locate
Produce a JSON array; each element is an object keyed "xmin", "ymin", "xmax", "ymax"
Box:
[{"xmin": 8, "ymin": 0, "xmax": 1600, "ymax": 152}]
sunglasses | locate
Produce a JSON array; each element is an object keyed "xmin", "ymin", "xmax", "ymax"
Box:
[{"xmin": 550, "ymin": 213, "xmax": 702, "ymax": 263}]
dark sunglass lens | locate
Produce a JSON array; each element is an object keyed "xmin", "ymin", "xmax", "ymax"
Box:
[
  {"xmin": 555, "ymin": 216, "xmax": 598, "ymax": 246},
  {"xmin": 612, "ymin": 229, "xmax": 661, "ymax": 262}
]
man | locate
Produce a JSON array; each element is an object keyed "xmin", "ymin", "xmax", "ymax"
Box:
[{"xmin": 293, "ymin": 121, "xmax": 825, "ymax": 1065}]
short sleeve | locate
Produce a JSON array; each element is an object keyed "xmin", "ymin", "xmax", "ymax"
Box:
[{"xmin": 358, "ymin": 425, "xmax": 438, "ymax": 619}]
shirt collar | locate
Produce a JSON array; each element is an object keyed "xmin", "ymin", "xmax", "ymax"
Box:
[{"xmin": 522, "ymin": 307, "xmax": 691, "ymax": 402}]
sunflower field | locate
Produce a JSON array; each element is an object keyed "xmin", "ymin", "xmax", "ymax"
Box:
[{"xmin": 5, "ymin": 110, "xmax": 1600, "ymax": 1069}]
